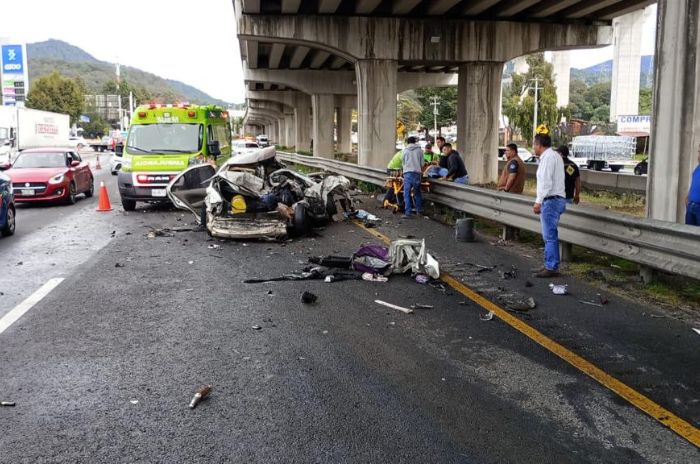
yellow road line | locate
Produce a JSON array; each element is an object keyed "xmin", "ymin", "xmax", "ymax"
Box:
[{"xmin": 352, "ymin": 220, "xmax": 700, "ymax": 448}]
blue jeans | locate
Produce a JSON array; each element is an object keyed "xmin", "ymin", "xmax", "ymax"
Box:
[
  {"xmin": 403, "ymin": 171, "xmax": 423, "ymax": 215},
  {"xmin": 687, "ymin": 201, "xmax": 700, "ymax": 226},
  {"xmin": 541, "ymin": 197, "xmax": 567, "ymax": 271},
  {"xmin": 427, "ymin": 167, "xmax": 468, "ymax": 184}
]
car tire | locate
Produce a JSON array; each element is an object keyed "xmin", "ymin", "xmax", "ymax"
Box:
[
  {"xmin": 84, "ymin": 177, "xmax": 94, "ymax": 197},
  {"xmin": 291, "ymin": 203, "xmax": 310, "ymax": 237},
  {"xmin": 634, "ymin": 167, "xmax": 642, "ymax": 176},
  {"xmin": 66, "ymin": 182, "xmax": 77, "ymax": 205},
  {"xmin": 122, "ymin": 198, "xmax": 136, "ymax": 211},
  {"xmin": 1, "ymin": 206, "xmax": 15, "ymax": 237},
  {"xmin": 610, "ymin": 166, "xmax": 621, "ymax": 173}
]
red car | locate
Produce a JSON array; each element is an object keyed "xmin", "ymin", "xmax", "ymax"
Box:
[{"xmin": 7, "ymin": 147, "xmax": 94, "ymax": 204}]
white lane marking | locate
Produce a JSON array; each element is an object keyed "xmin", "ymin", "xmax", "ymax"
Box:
[{"xmin": 0, "ymin": 278, "xmax": 64, "ymax": 335}]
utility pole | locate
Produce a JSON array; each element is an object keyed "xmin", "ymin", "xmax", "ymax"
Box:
[
  {"xmin": 431, "ymin": 96, "xmax": 439, "ymax": 142},
  {"xmin": 115, "ymin": 61, "xmax": 123, "ymax": 131},
  {"xmin": 530, "ymin": 77, "xmax": 542, "ymax": 142}
]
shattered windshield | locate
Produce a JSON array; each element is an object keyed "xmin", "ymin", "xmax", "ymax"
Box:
[{"xmin": 127, "ymin": 123, "xmax": 202, "ymax": 154}]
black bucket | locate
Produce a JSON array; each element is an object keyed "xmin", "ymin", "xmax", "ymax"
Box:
[{"xmin": 455, "ymin": 218, "xmax": 475, "ymax": 242}]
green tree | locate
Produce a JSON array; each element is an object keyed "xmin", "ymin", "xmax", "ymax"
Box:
[
  {"xmin": 103, "ymin": 79, "xmax": 152, "ymax": 107},
  {"xmin": 639, "ymin": 88, "xmax": 652, "ymax": 115},
  {"xmin": 396, "ymin": 91, "xmax": 423, "ymax": 132},
  {"xmin": 79, "ymin": 111, "xmax": 109, "ymax": 138},
  {"xmin": 415, "ymin": 86, "xmax": 458, "ymax": 136},
  {"xmin": 502, "ymin": 53, "xmax": 560, "ymax": 144},
  {"xmin": 26, "ymin": 71, "xmax": 84, "ymax": 124}
]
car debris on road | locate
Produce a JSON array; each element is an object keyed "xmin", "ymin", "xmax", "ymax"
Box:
[
  {"xmin": 188, "ymin": 385, "xmax": 212, "ymax": 409},
  {"xmin": 167, "ymin": 147, "xmax": 355, "ymax": 240},
  {"xmin": 375, "ymin": 300, "xmax": 414, "ymax": 314}
]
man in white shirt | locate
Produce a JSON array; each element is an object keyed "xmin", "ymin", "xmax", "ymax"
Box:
[{"xmin": 532, "ymin": 133, "xmax": 567, "ymax": 277}]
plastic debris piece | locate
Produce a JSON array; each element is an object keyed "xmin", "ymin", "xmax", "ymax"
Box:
[
  {"xmin": 504, "ymin": 296, "xmax": 536, "ymax": 312},
  {"xmin": 130, "ymin": 399, "xmax": 139, "ymax": 404},
  {"xmin": 252, "ymin": 325, "xmax": 262, "ymax": 330},
  {"xmin": 411, "ymin": 304, "xmax": 434, "ymax": 309},
  {"xmin": 374, "ymin": 300, "xmax": 414, "ymax": 314},
  {"xmin": 189, "ymin": 385, "xmax": 212, "ymax": 409},
  {"xmin": 549, "ymin": 283, "xmax": 568, "ymax": 295},
  {"xmin": 415, "ymin": 274, "xmax": 430, "ymax": 284},
  {"xmin": 693, "ymin": 328, "xmax": 700, "ymax": 336},
  {"xmin": 579, "ymin": 300, "xmax": 603, "ymax": 307},
  {"xmin": 1, "ymin": 401, "xmax": 15, "ymax": 407},
  {"xmin": 362, "ymin": 273, "xmax": 389, "ymax": 283},
  {"xmin": 208, "ymin": 244, "xmax": 221, "ymax": 250},
  {"xmin": 115, "ymin": 263, "xmax": 125, "ymax": 268},
  {"xmin": 301, "ymin": 291, "xmax": 318, "ymax": 304},
  {"xmin": 480, "ymin": 311, "xmax": 495, "ymax": 321}
]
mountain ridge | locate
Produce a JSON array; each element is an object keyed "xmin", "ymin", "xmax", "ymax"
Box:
[{"xmin": 26, "ymin": 39, "xmax": 230, "ymax": 106}]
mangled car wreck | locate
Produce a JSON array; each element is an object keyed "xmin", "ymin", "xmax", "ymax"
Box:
[{"xmin": 166, "ymin": 146, "xmax": 354, "ymax": 239}]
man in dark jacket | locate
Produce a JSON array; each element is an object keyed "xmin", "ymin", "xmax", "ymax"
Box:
[{"xmin": 441, "ymin": 143, "xmax": 468, "ymax": 184}]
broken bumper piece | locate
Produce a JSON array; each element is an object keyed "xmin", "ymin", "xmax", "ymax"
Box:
[{"xmin": 207, "ymin": 217, "xmax": 288, "ymax": 240}]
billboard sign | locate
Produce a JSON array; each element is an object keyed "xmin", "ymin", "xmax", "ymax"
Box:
[
  {"xmin": 616, "ymin": 115, "xmax": 651, "ymax": 135},
  {"xmin": 0, "ymin": 43, "xmax": 28, "ymax": 106}
]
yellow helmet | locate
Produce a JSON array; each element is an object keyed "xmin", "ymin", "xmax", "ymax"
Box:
[{"xmin": 536, "ymin": 124, "xmax": 550, "ymax": 136}]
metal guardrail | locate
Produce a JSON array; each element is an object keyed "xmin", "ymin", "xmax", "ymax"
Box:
[{"xmin": 278, "ymin": 152, "xmax": 700, "ymax": 280}]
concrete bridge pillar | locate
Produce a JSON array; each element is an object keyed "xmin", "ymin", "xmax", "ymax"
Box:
[
  {"xmin": 336, "ymin": 106, "xmax": 353, "ymax": 155},
  {"xmin": 457, "ymin": 62, "xmax": 503, "ymax": 185},
  {"xmin": 284, "ymin": 113, "xmax": 295, "ymax": 149},
  {"xmin": 648, "ymin": 0, "xmax": 700, "ymax": 223},
  {"xmin": 356, "ymin": 59, "xmax": 398, "ymax": 168},
  {"xmin": 312, "ymin": 94, "xmax": 335, "ymax": 158},
  {"xmin": 277, "ymin": 118, "xmax": 286, "ymax": 147},
  {"xmin": 295, "ymin": 105, "xmax": 312, "ymax": 152}
]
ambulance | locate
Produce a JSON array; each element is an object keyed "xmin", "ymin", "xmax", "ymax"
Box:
[{"xmin": 117, "ymin": 103, "xmax": 232, "ymax": 211}]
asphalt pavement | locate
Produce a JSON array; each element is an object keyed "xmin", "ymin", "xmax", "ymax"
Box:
[{"xmin": 0, "ymin": 172, "xmax": 698, "ymax": 463}]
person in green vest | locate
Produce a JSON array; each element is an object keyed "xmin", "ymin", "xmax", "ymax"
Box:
[
  {"xmin": 423, "ymin": 143, "xmax": 438, "ymax": 164},
  {"xmin": 387, "ymin": 150, "xmax": 403, "ymax": 175}
]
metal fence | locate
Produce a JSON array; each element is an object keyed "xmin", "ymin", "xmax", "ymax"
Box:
[{"xmin": 278, "ymin": 152, "xmax": 700, "ymax": 280}]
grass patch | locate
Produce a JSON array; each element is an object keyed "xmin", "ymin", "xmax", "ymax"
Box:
[{"xmin": 521, "ymin": 179, "xmax": 646, "ymax": 217}]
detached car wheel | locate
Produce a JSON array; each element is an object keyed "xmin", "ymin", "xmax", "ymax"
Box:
[{"xmin": 1, "ymin": 206, "xmax": 15, "ymax": 237}]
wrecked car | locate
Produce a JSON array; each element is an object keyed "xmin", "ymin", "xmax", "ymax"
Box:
[{"xmin": 166, "ymin": 146, "xmax": 354, "ymax": 239}]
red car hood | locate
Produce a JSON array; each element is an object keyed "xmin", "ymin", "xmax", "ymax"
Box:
[{"xmin": 6, "ymin": 167, "xmax": 68, "ymax": 183}]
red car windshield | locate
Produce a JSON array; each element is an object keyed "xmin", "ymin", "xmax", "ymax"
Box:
[{"xmin": 13, "ymin": 152, "xmax": 67, "ymax": 168}]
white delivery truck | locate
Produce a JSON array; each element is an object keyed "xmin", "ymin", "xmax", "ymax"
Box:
[
  {"xmin": 570, "ymin": 135, "xmax": 637, "ymax": 172},
  {"xmin": 0, "ymin": 107, "xmax": 70, "ymax": 166}
]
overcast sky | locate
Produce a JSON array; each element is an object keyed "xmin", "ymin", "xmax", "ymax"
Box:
[{"xmin": 1, "ymin": 1, "xmax": 657, "ymax": 104}]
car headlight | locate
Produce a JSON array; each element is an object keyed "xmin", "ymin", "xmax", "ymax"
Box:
[{"xmin": 48, "ymin": 173, "xmax": 66, "ymax": 185}]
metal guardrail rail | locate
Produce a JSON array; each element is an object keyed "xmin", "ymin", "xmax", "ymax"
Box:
[{"xmin": 278, "ymin": 152, "xmax": 700, "ymax": 280}]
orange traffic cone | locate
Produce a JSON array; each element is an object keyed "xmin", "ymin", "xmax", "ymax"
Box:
[
  {"xmin": 96, "ymin": 181, "xmax": 112, "ymax": 212},
  {"xmin": 95, "ymin": 155, "xmax": 102, "ymax": 170}
]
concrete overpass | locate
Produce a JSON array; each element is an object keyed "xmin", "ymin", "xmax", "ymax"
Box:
[{"xmin": 235, "ymin": 0, "xmax": 698, "ymax": 224}]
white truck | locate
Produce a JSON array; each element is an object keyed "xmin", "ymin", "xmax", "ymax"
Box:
[
  {"xmin": 0, "ymin": 107, "xmax": 70, "ymax": 166},
  {"xmin": 570, "ymin": 135, "xmax": 637, "ymax": 172}
]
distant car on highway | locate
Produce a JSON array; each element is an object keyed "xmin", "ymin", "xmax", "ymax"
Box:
[
  {"xmin": 68, "ymin": 136, "xmax": 89, "ymax": 150},
  {"xmin": 5, "ymin": 148, "xmax": 94, "ymax": 205},
  {"xmin": 634, "ymin": 158, "xmax": 648, "ymax": 175},
  {"xmin": 0, "ymin": 170, "xmax": 15, "ymax": 236},
  {"xmin": 256, "ymin": 134, "xmax": 269, "ymax": 147},
  {"xmin": 234, "ymin": 140, "xmax": 260, "ymax": 156}
]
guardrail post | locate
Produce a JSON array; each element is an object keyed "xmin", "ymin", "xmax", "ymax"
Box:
[
  {"xmin": 559, "ymin": 242, "xmax": 573, "ymax": 263},
  {"xmin": 639, "ymin": 266, "xmax": 655, "ymax": 285},
  {"xmin": 502, "ymin": 226, "xmax": 518, "ymax": 241}
]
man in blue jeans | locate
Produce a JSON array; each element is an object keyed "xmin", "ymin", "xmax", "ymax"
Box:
[
  {"xmin": 532, "ymin": 133, "xmax": 566, "ymax": 278},
  {"xmin": 402, "ymin": 136, "xmax": 424, "ymax": 218},
  {"xmin": 686, "ymin": 145, "xmax": 700, "ymax": 226}
]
